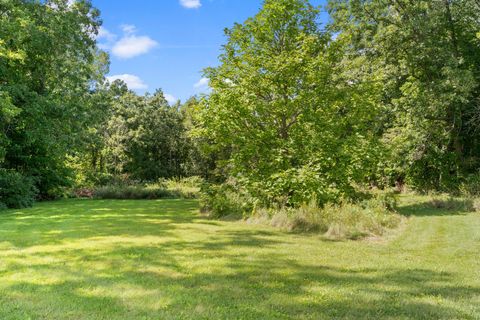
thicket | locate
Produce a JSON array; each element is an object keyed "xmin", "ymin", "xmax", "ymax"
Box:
[{"xmin": 0, "ymin": 169, "xmax": 37, "ymax": 209}]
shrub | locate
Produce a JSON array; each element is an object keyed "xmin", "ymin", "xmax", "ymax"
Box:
[
  {"xmin": 460, "ymin": 172, "xmax": 480, "ymax": 197},
  {"xmin": 199, "ymin": 183, "xmax": 251, "ymax": 218},
  {"xmin": 0, "ymin": 169, "xmax": 38, "ymax": 209},
  {"xmin": 363, "ymin": 192, "xmax": 398, "ymax": 211}
]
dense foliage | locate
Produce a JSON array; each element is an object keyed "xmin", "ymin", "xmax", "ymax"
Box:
[
  {"xmin": 198, "ymin": 0, "xmax": 383, "ymax": 207},
  {"xmin": 0, "ymin": 0, "xmax": 104, "ymax": 204},
  {"xmin": 0, "ymin": 168, "xmax": 36, "ymax": 209},
  {"xmin": 196, "ymin": 0, "xmax": 480, "ymax": 213},
  {"xmin": 329, "ymin": 0, "xmax": 480, "ymax": 191},
  {"xmin": 1, "ymin": 0, "xmax": 479, "ymax": 213},
  {"xmin": 69, "ymin": 82, "xmax": 199, "ymax": 187}
]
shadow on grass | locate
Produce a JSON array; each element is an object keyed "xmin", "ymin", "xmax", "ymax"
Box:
[
  {"xmin": 0, "ymin": 199, "xmax": 478, "ymax": 319},
  {"xmin": 397, "ymin": 200, "xmax": 471, "ymax": 217},
  {"xmin": 2, "ymin": 247, "xmax": 479, "ymax": 319},
  {"xmin": 0, "ymin": 199, "xmax": 208, "ymax": 248}
]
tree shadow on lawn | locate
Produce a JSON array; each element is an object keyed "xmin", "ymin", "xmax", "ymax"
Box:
[
  {"xmin": 2, "ymin": 250, "xmax": 478, "ymax": 320},
  {"xmin": 1, "ymin": 225, "xmax": 479, "ymax": 319},
  {"xmin": 0, "ymin": 199, "xmax": 215, "ymax": 248},
  {"xmin": 397, "ymin": 200, "xmax": 472, "ymax": 217},
  {"xmin": 0, "ymin": 199, "xmax": 478, "ymax": 319}
]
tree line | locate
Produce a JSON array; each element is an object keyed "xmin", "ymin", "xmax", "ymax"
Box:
[{"xmin": 1, "ymin": 0, "xmax": 479, "ymax": 210}]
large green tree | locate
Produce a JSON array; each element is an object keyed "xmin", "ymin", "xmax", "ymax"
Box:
[
  {"xmin": 0, "ymin": 0, "xmax": 104, "ymax": 200},
  {"xmin": 198, "ymin": 0, "xmax": 382, "ymax": 206}
]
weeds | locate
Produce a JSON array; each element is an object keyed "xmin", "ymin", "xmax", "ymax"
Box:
[
  {"xmin": 248, "ymin": 193, "xmax": 402, "ymax": 240},
  {"xmin": 82, "ymin": 177, "xmax": 203, "ymax": 200}
]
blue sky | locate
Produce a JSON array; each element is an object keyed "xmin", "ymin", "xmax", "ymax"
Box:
[{"xmin": 94, "ymin": 0, "xmax": 327, "ymax": 104}]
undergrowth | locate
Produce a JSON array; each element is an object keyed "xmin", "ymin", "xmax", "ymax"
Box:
[
  {"xmin": 76, "ymin": 177, "xmax": 202, "ymax": 200},
  {"xmin": 248, "ymin": 193, "xmax": 402, "ymax": 240}
]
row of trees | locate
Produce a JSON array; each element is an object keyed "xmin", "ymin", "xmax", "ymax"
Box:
[
  {"xmin": 1, "ymin": 0, "xmax": 479, "ymax": 209},
  {"xmin": 0, "ymin": 0, "xmax": 205, "ymax": 209},
  {"xmin": 71, "ymin": 82, "xmax": 203, "ymax": 186}
]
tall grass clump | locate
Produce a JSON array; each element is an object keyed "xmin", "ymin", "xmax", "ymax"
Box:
[
  {"xmin": 93, "ymin": 184, "xmax": 173, "ymax": 200},
  {"xmin": 91, "ymin": 177, "xmax": 202, "ymax": 200},
  {"xmin": 472, "ymin": 198, "xmax": 480, "ymax": 212},
  {"xmin": 162, "ymin": 176, "xmax": 202, "ymax": 199},
  {"xmin": 248, "ymin": 193, "xmax": 402, "ymax": 240}
]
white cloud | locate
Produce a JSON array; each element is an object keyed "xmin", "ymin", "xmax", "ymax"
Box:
[
  {"xmin": 96, "ymin": 27, "xmax": 117, "ymax": 50},
  {"xmin": 120, "ymin": 24, "xmax": 136, "ymax": 35},
  {"xmin": 180, "ymin": 0, "xmax": 201, "ymax": 9},
  {"xmin": 164, "ymin": 94, "xmax": 178, "ymax": 105},
  {"xmin": 193, "ymin": 78, "xmax": 210, "ymax": 89},
  {"xmin": 112, "ymin": 34, "xmax": 158, "ymax": 59},
  {"xmin": 99, "ymin": 24, "xmax": 157, "ymax": 59},
  {"xmin": 106, "ymin": 74, "xmax": 148, "ymax": 90},
  {"xmin": 194, "ymin": 77, "xmax": 209, "ymax": 90},
  {"xmin": 96, "ymin": 27, "xmax": 116, "ymax": 42}
]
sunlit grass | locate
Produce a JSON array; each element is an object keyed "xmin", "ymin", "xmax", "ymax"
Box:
[{"xmin": 0, "ymin": 196, "xmax": 478, "ymax": 319}]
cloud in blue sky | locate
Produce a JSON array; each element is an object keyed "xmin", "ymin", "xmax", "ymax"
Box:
[
  {"xmin": 164, "ymin": 93, "xmax": 178, "ymax": 105},
  {"xmin": 194, "ymin": 77, "xmax": 210, "ymax": 93},
  {"xmin": 106, "ymin": 74, "xmax": 148, "ymax": 90},
  {"xmin": 180, "ymin": 0, "xmax": 201, "ymax": 9},
  {"xmin": 96, "ymin": 25, "xmax": 158, "ymax": 59},
  {"xmin": 112, "ymin": 35, "xmax": 157, "ymax": 59},
  {"xmin": 96, "ymin": 26, "xmax": 117, "ymax": 50}
]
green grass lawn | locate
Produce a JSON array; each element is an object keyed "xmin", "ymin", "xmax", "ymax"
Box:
[{"xmin": 0, "ymin": 196, "xmax": 478, "ymax": 319}]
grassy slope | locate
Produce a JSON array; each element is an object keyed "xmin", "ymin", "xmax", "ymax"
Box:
[{"xmin": 0, "ymin": 196, "xmax": 478, "ymax": 320}]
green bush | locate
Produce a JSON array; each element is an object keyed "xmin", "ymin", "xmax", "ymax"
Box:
[
  {"xmin": 0, "ymin": 169, "xmax": 38, "ymax": 209},
  {"xmin": 361, "ymin": 191, "xmax": 398, "ymax": 212},
  {"xmin": 460, "ymin": 172, "xmax": 480, "ymax": 197},
  {"xmin": 199, "ymin": 183, "xmax": 251, "ymax": 218}
]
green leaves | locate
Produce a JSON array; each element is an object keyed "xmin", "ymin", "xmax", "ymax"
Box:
[
  {"xmin": 197, "ymin": 0, "xmax": 382, "ymax": 206},
  {"xmin": 330, "ymin": 0, "xmax": 480, "ymax": 191},
  {"xmin": 0, "ymin": 0, "xmax": 104, "ymax": 198}
]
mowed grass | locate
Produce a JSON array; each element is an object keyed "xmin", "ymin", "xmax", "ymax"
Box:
[{"xmin": 0, "ymin": 196, "xmax": 478, "ymax": 320}]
